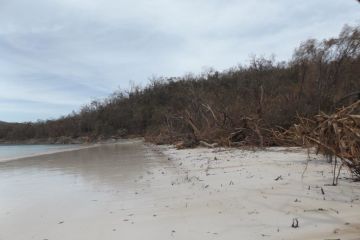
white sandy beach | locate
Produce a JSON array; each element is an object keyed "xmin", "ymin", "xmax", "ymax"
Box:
[{"xmin": 0, "ymin": 140, "xmax": 359, "ymax": 240}]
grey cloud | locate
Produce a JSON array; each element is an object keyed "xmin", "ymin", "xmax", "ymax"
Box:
[{"xmin": 0, "ymin": 0, "xmax": 359, "ymax": 122}]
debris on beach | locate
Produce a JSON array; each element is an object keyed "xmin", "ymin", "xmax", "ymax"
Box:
[
  {"xmin": 274, "ymin": 175, "xmax": 283, "ymax": 181},
  {"xmin": 291, "ymin": 218, "xmax": 299, "ymax": 228},
  {"xmin": 276, "ymin": 100, "xmax": 360, "ymax": 183}
]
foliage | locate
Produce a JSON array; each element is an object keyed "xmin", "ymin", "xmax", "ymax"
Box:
[{"xmin": 0, "ymin": 25, "xmax": 359, "ymax": 148}]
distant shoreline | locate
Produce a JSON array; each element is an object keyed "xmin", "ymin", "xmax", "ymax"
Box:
[
  {"xmin": 0, "ymin": 144, "xmax": 97, "ymax": 163},
  {"xmin": 0, "ymin": 136, "xmax": 124, "ymax": 145},
  {"xmin": 0, "ymin": 138, "xmax": 144, "ymax": 163}
]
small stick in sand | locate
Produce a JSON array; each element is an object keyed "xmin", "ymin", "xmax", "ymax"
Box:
[
  {"xmin": 291, "ymin": 218, "xmax": 299, "ymax": 228},
  {"xmin": 274, "ymin": 175, "xmax": 283, "ymax": 181}
]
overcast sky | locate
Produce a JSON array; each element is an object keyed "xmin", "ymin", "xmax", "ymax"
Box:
[{"xmin": 0, "ymin": 0, "xmax": 359, "ymax": 122}]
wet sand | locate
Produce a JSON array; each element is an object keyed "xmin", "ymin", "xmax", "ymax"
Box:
[
  {"xmin": 0, "ymin": 140, "xmax": 172, "ymax": 240},
  {"xmin": 1, "ymin": 140, "xmax": 359, "ymax": 240}
]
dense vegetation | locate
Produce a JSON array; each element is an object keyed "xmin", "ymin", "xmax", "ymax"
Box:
[{"xmin": 0, "ymin": 25, "xmax": 359, "ymax": 146}]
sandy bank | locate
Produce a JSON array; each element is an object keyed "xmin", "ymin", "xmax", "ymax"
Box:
[
  {"xmin": 0, "ymin": 141, "xmax": 359, "ymax": 240},
  {"xmin": 160, "ymin": 145, "xmax": 360, "ymax": 239}
]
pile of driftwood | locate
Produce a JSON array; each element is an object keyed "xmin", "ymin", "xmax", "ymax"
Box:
[
  {"xmin": 228, "ymin": 117, "xmax": 275, "ymax": 147},
  {"xmin": 276, "ymin": 100, "xmax": 360, "ymax": 183}
]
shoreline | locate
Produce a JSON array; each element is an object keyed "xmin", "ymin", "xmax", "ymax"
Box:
[
  {"xmin": 0, "ymin": 139, "xmax": 142, "ymax": 163},
  {"xmin": 0, "ymin": 140, "xmax": 359, "ymax": 239},
  {"xmin": 0, "ymin": 144, "xmax": 97, "ymax": 163},
  {"xmin": 0, "ymin": 137, "xmax": 121, "ymax": 145}
]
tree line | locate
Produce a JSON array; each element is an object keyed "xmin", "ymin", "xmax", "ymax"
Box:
[{"xmin": 0, "ymin": 25, "xmax": 359, "ymax": 145}]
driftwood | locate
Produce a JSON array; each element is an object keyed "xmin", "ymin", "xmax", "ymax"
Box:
[
  {"xmin": 278, "ymin": 100, "xmax": 360, "ymax": 182},
  {"xmin": 228, "ymin": 117, "xmax": 270, "ymax": 147},
  {"xmin": 199, "ymin": 140, "xmax": 218, "ymax": 148}
]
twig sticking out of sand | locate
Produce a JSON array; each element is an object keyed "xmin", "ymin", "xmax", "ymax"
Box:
[
  {"xmin": 274, "ymin": 175, "xmax": 283, "ymax": 181},
  {"xmin": 291, "ymin": 218, "xmax": 299, "ymax": 228}
]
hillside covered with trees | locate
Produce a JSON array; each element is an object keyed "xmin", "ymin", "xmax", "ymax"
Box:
[{"xmin": 0, "ymin": 25, "xmax": 359, "ymax": 146}]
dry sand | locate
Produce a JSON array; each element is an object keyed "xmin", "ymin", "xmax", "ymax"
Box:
[{"xmin": 0, "ymin": 140, "xmax": 359, "ymax": 240}]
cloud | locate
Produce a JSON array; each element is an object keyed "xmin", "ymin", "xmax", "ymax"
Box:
[{"xmin": 0, "ymin": 0, "xmax": 359, "ymax": 122}]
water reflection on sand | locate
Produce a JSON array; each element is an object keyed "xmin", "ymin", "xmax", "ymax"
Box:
[{"xmin": 0, "ymin": 140, "xmax": 169, "ymax": 240}]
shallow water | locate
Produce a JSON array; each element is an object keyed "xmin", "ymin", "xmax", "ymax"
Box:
[
  {"xmin": 0, "ymin": 144, "xmax": 79, "ymax": 161},
  {"xmin": 0, "ymin": 140, "xmax": 169, "ymax": 240}
]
